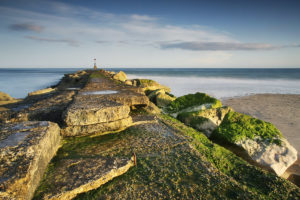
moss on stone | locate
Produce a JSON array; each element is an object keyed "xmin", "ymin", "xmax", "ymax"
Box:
[
  {"xmin": 177, "ymin": 112, "xmax": 208, "ymax": 127},
  {"xmin": 159, "ymin": 114, "xmax": 300, "ymax": 199},
  {"xmin": 166, "ymin": 92, "xmax": 222, "ymax": 113},
  {"xmin": 212, "ymin": 111, "xmax": 283, "ymax": 145}
]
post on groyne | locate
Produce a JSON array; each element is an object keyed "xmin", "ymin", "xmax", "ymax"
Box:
[{"xmin": 93, "ymin": 58, "xmax": 97, "ymax": 70}]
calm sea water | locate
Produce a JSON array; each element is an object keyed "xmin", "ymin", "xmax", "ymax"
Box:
[{"xmin": 1, "ymin": 68, "xmax": 300, "ymax": 99}]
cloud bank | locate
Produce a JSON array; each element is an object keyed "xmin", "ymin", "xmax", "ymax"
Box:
[
  {"xmin": 9, "ymin": 23, "xmax": 44, "ymax": 32},
  {"xmin": 160, "ymin": 41, "xmax": 283, "ymax": 51},
  {"xmin": 25, "ymin": 36, "xmax": 78, "ymax": 46}
]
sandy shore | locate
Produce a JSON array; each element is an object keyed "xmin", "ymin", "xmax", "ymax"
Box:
[
  {"xmin": 223, "ymin": 94, "xmax": 300, "ymax": 183},
  {"xmin": 223, "ymin": 94, "xmax": 300, "ymax": 153}
]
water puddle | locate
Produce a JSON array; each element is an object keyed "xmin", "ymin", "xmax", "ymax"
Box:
[
  {"xmin": 0, "ymin": 131, "xmax": 30, "ymax": 148},
  {"xmin": 66, "ymin": 88, "xmax": 81, "ymax": 91},
  {"xmin": 82, "ymin": 90, "xmax": 118, "ymax": 95}
]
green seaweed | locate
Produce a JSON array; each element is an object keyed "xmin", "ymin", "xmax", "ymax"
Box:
[
  {"xmin": 212, "ymin": 111, "xmax": 282, "ymax": 145},
  {"xmin": 159, "ymin": 114, "xmax": 299, "ymax": 199},
  {"xmin": 166, "ymin": 92, "xmax": 222, "ymax": 113}
]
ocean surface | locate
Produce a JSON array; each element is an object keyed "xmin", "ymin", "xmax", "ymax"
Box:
[{"xmin": 1, "ymin": 68, "xmax": 300, "ymax": 99}]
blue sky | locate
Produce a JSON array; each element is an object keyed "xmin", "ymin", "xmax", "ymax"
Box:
[{"xmin": 0, "ymin": 0, "xmax": 300, "ymax": 68}]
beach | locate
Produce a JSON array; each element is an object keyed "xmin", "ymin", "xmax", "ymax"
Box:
[{"xmin": 224, "ymin": 94, "xmax": 300, "ymax": 180}]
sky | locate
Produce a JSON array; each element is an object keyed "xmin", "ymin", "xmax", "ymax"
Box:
[{"xmin": 0, "ymin": 0, "xmax": 300, "ymax": 68}]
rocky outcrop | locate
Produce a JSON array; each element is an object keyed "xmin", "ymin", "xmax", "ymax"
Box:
[
  {"xmin": 0, "ymin": 121, "xmax": 61, "ymax": 200},
  {"xmin": 36, "ymin": 157, "xmax": 134, "ymax": 200},
  {"xmin": 236, "ymin": 137, "xmax": 297, "ymax": 176},
  {"xmin": 113, "ymin": 71, "xmax": 127, "ymax": 82},
  {"xmin": 177, "ymin": 106, "xmax": 232, "ymax": 137}
]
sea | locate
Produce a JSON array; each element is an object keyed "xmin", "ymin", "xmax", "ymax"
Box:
[{"xmin": 1, "ymin": 68, "xmax": 300, "ymax": 99}]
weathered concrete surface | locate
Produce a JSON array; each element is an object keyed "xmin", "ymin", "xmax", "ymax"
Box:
[
  {"xmin": 62, "ymin": 70, "xmax": 149, "ymax": 136},
  {"xmin": 39, "ymin": 157, "xmax": 134, "ymax": 200},
  {"xmin": 63, "ymin": 99, "xmax": 130, "ymax": 126},
  {"xmin": 0, "ymin": 121, "xmax": 61, "ymax": 200},
  {"xmin": 236, "ymin": 136, "xmax": 298, "ymax": 176},
  {"xmin": 62, "ymin": 116, "xmax": 133, "ymax": 136}
]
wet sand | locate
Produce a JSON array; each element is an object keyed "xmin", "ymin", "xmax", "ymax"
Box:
[{"xmin": 223, "ymin": 94, "xmax": 300, "ymax": 185}]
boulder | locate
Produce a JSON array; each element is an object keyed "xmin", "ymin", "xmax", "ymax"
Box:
[
  {"xmin": 177, "ymin": 106, "xmax": 232, "ymax": 137},
  {"xmin": 0, "ymin": 91, "xmax": 14, "ymax": 101},
  {"xmin": 0, "ymin": 121, "xmax": 61, "ymax": 200},
  {"xmin": 124, "ymin": 80, "xmax": 133, "ymax": 86},
  {"xmin": 62, "ymin": 116, "xmax": 133, "ymax": 136},
  {"xmin": 166, "ymin": 92, "xmax": 222, "ymax": 115},
  {"xmin": 63, "ymin": 100, "xmax": 130, "ymax": 126},
  {"xmin": 142, "ymin": 101, "xmax": 161, "ymax": 114},
  {"xmin": 236, "ymin": 137, "xmax": 297, "ymax": 176},
  {"xmin": 214, "ymin": 111, "xmax": 298, "ymax": 176},
  {"xmin": 137, "ymin": 79, "xmax": 171, "ymax": 93},
  {"xmin": 113, "ymin": 71, "xmax": 127, "ymax": 82},
  {"xmin": 156, "ymin": 93, "xmax": 176, "ymax": 108},
  {"xmin": 36, "ymin": 157, "xmax": 134, "ymax": 200}
]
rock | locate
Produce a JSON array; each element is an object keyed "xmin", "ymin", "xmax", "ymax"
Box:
[
  {"xmin": 137, "ymin": 79, "xmax": 171, "ymax": 93},
  {"xmin": 214, "ymin": 111, "xmax": 298, "ymax": 176},
  {"xmin": 124, "ymin": 80, "xmax": 132, "ymax": 86},
  {"xmin": 142, "ymin": 102, "xmax": 161, "ymax": 114},
  {"xmin": 28, "ymin": 88, "xmax": 56, "ymax": 96},
  {"xmin": 147, "ymin": 89, "xmax": 165, "ymax": 101},
  {"xmin": 156, "ymin": 93, "xmax": 176, "ymax": 108},
  {"xmin": 0, "ymin": 121, "xmax": 61, "ymax": 200},
  {"xmin": 177, "ymin": 107, "xmax": 232, "ymax": 137},
  {"xmin": 166, "ymin": 92, "xmax": 222, "ymax": 115},
  {"xmin": 62, "ymin": 116, "xmax": 133, "ymax": 136},
  {"xmin": 236, "ymin": 137, "xmax": 297, "ymax": 176},
  {"xmin": 0, "ymin": 91, "xmax": 14, "ymax": 101},
  {"xmin": 113, "ymin": 71, "xmax": 127, "ymax": 82},
  {"xmin": 63, "ymin": 100, "xmax": 130, "ymax": 126},
  {"xmin": 0, "ymin": 92, "xmax": 19, "ymax": 106},
  {"xmin": 37, "ymin": 157, "xmax": 134, "ymax": 200}
]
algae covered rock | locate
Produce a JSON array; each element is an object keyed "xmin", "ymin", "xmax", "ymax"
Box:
[
  {"xmin": 147, "ymin": 89, "xmax": 175, "ymax": 108},
  {"xmin": 142, "ymin": 101, "xmax": 161, "ymax": 114},
  {"xmin": 0, "ymin": 121, "xmax": 61, "ymax": 200},
  {"xmin": 113, "ymin": 71, "xmax": 127, "ymax": 82},
  {"xmin": 177, "ymin": 106, "xmax": 232, "ymax": 137},
  {"xmin": 156, "ymin": 92, "xmax": 176, "ymax": 108},
  {"xmin": 166, "ymin": 92, "xmax": 222, "ymax": 116},
  {"xmin": 213, "ymin": 111, "xmax": 298, "ymax": 176},
  {"xmin": 137, "ymin": 79, "xmax": 171, "ymax": 93}
]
